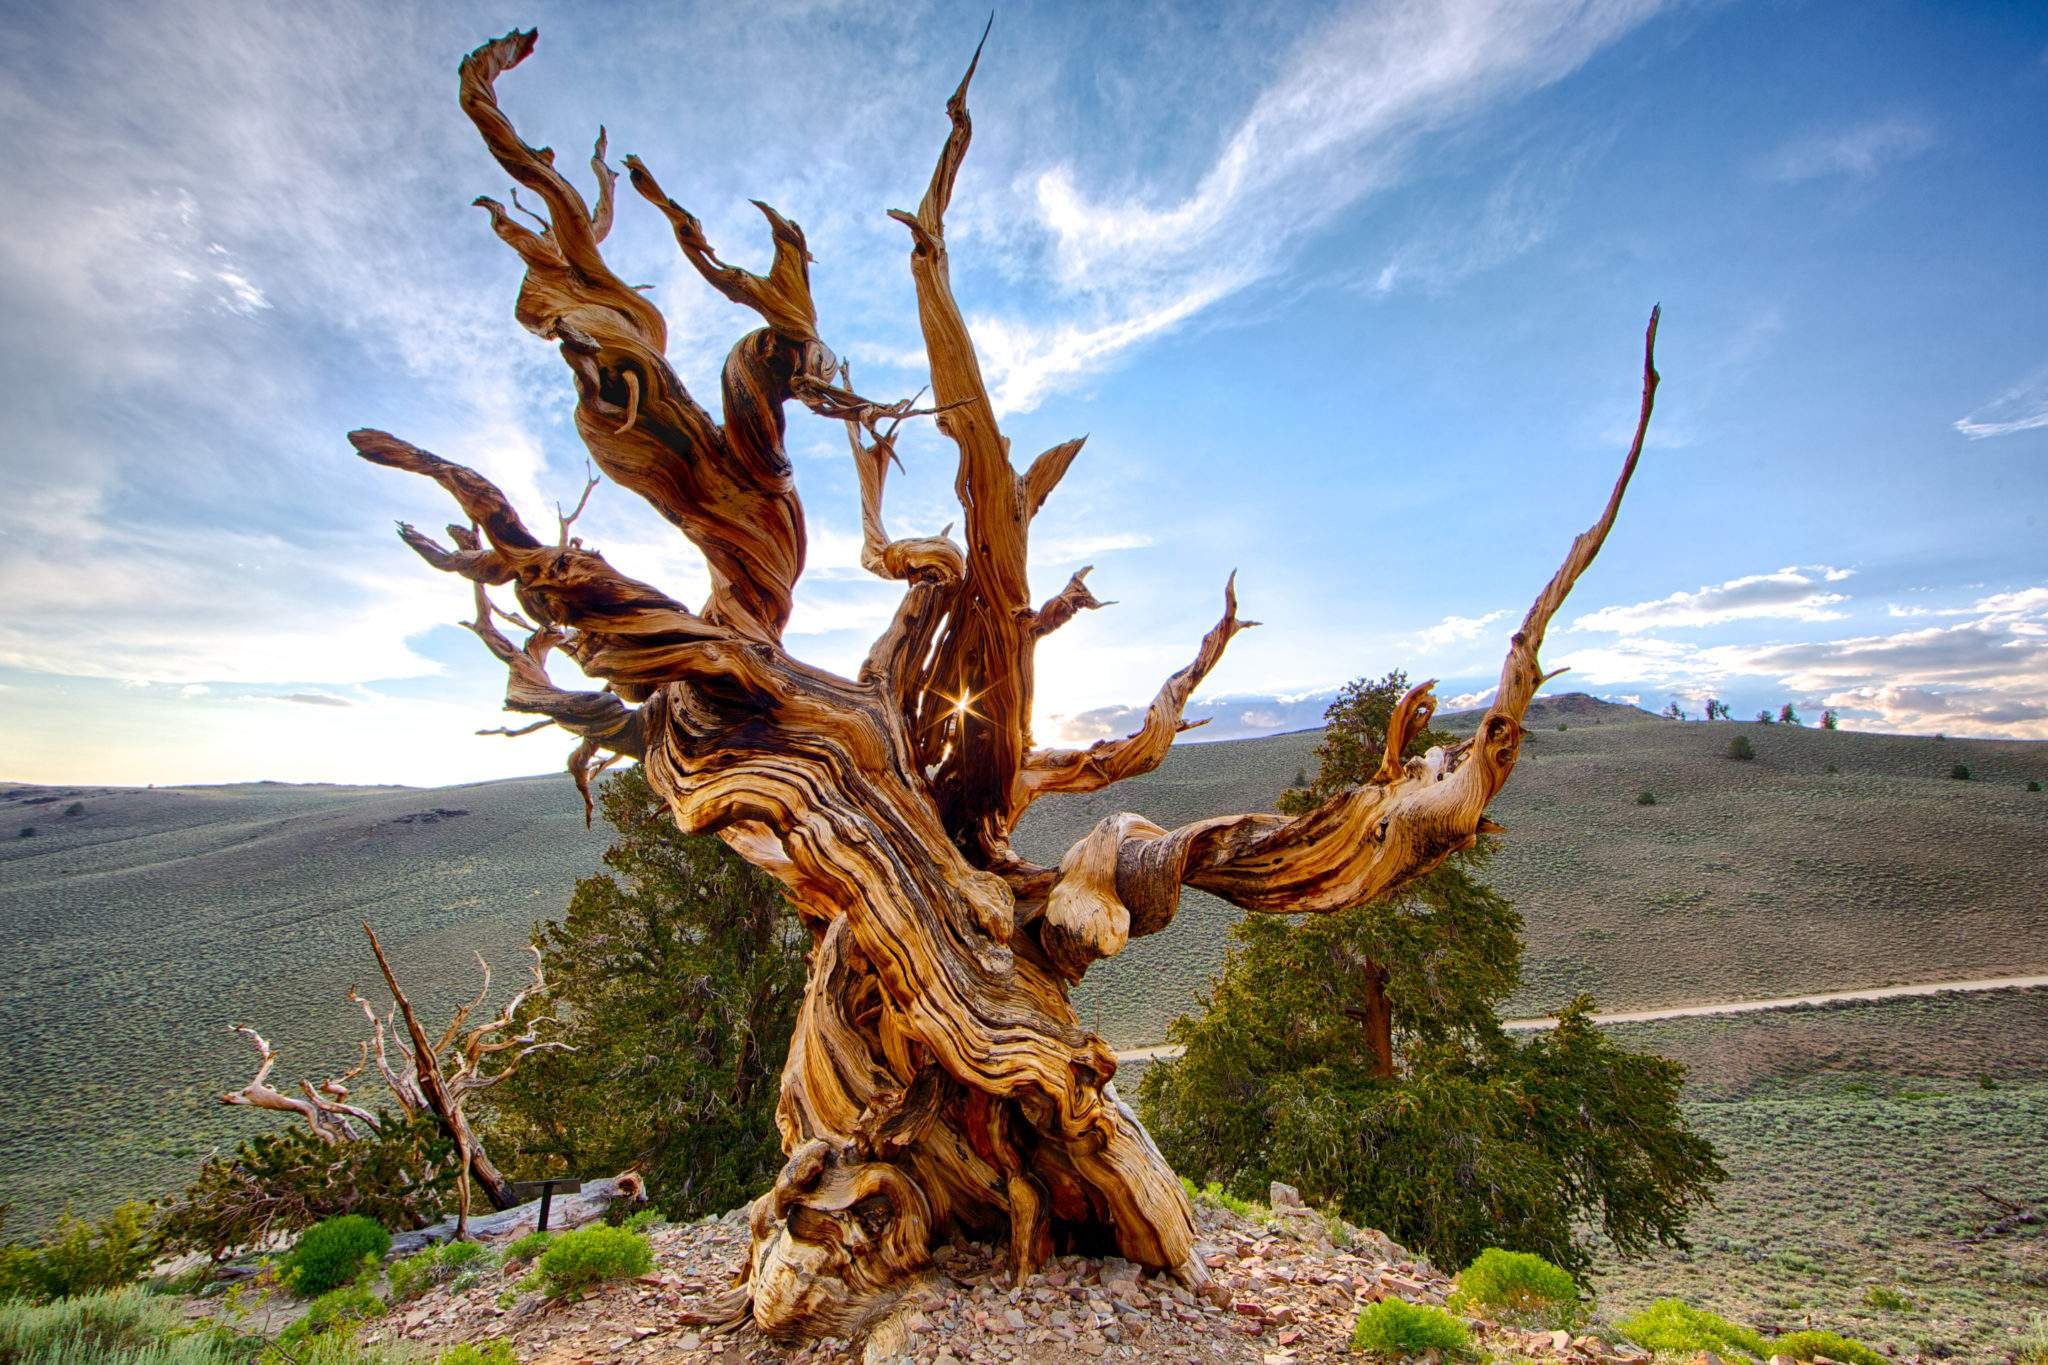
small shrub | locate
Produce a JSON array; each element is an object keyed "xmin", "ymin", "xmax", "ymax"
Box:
[
  {"xmin": 1770, "ymin": 1328, "xmax": 1886, "ymax": 1365},
  {"xmin": 1556, "ymin": 724, "xmax": 1567, "ymax": 731},
  {"xmin": 534, "ymin": 1224, "xmax": 651, "ymax": 1300},
  {"xmin": 437, "ymin": 1343, "xmax": 520, "ymax": 1365},
  {"xmin": 1450, "ymin": 1248, "xmax": 1582, "ymax": 1328},
  {"xmin": 62, "ymin": 802, "xmax": 85, "ymax": 817},
  {"xmin": 290, "ymin": 1282, "xmax": 386, "ymax": 1337},
  {"xmin": 1614, "ymin": 1298, "xmax": 1766, "ymax": 1357},
  {"xmin": 385, "ymin": 1250, "xmax": 436, "ymax": 1303},
  {"xmin": 1861, "ymin": 1285, "xmax": 1913, "ymax": 1312},
  {"xmin": 1351, "ymin": 1298, "xmax": 1472, "ymax": 1356},
  {"xmin": 16, "ymin": 827, "xmax": 32, "ymax": 838},
  {"xmin": 281, "ymin": 1215, "xmax": 390, "ymax": 1298},
  {"xmin": 1634, "ymin": 790, "xmax": 1656, "ymax": 806},
  {"xmin": 0, "ymin": 1201, "xmax": 156, "ymax": 1302},
  {"xmin": 2029, "ymin": 780, "xmax": 2042, "ymax": 792},
  {"xmin": 387, "ymin": 1237, "xmax": 493, "ymax": 1302},
  {"xmin": 502, "ymin": 1229, "xmax": 552, "ymax": 1263},
  {"xmin": 621, "ymin": 1209, "xmax": 662, "ymax": 1234},
  {"xmin": 1178, "ymin": 1177, "xmax": 1265, "ymax": 1222},
  {"xmin": 1726, "ymin": 735, "xmax": 1755, "ymax": 761},
  {"xmin": 1949, "ymin": 763, "xmax": 1970, "ymax": 781},
  {"xmin": 0, "ymin": 1287, "xmax": 207, "ymax": 1359}
]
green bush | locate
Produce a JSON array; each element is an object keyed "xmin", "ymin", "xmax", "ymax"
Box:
[
  {"xmin": 1862, "ymin": 1285, "xmax": 1913, "ymax": 1312},
  {"xmin": 2028, "ymin": 780, "xmax": 2042, "ymax": 792},
  {"xmin": 0, "ymin": 1202, "xmax": 155, "ymax": 1303},
  {"xmin": 281, "ymin": 1216, "xmax": 390, "ymax": 1298},
  {"xmin": 534, "ymin": 1225, "xmax": 651, "ymax": 1300},
  {"xmin": 435, "ymin": 1344, "xmax": 519, "ymax": 1365},
  {"xmin": 1950, "ymin": 763, "xmax": 1971, "ymax": 781},
  {"xmin": 1614, "ymin": 1298, "xmax": 1765, "ymax": 1357},
  {"xmin": 1449, "ymin": 1248, "xmax": 1582, "ymax": 1327},
  {"xmin": 283, "ymin": 1283, "xmax": 385, "ymax": 1341},
  {"xmin": 0, "ymin": 1287, "xmax": 233, "ymax": 1363},
  {"xmin": 1727, "ymin": 735, "xmax": 1756, "ymax": 761},
  {"xmin": 1770, "ymin": 1329, "xmax": 1886, "ymax": 1365},
  {"xmin": 1351, "ymin": 1298, "xmax": 1472, "ymax": 1356},
  {"xmin": 1635, "ymin": 790, "xmax": 1656, "ymax": 806},
  {"xmin": 501, "ymin": 1230, "xmax": 551, "ymax": 1263},
  {"xmin": 620, "ymin": 1209, "xmax": 662, "ymax": 1234}
]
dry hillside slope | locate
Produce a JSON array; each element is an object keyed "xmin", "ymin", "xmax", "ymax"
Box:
[{"xmin": 2, "ymin": 695, "xmax": 2042, "ymax": 1221}]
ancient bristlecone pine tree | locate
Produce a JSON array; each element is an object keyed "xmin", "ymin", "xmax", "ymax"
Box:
[{"xmin": 354, "ymin": 29, "xmax": 1662, "ymax": 1338}]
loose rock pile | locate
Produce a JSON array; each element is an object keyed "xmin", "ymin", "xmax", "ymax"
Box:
[{"xmin": 375, "ymin": 1188, "xmax": 1656, "ymax": 1365}]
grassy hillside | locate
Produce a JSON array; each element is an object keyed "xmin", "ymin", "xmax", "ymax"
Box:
[
  {"xmin": 3, "ymin": 696, "xmax": 2044, "ymax": 1226},
  {"xmin": 0, "ymin": 776, "xmax": 610, "ymax": 1224},
  {"xmin": 1046, "ymin": 696, "xmax": 2048, "ymax": 1046},
  {"xmin": 1592, "ymin": 988, "xmax": 2048, "ymax": 1360}
]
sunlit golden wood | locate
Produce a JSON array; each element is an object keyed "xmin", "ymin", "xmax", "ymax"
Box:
[{"xmin": 355, "ymin": 26, "xmax": 1661, "ymax": 1337}]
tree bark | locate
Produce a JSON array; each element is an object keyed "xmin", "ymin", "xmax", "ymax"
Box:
[
  {"xmin": 1345, "ymin": 960, "xmax": 1396, "ymax": 1080},
  {"xmin": 354, "ymin": 26, "xmax": 1662, "ymax": 1339}
]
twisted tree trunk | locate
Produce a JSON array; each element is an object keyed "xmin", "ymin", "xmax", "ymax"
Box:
[{"xmin": 354, "ymin": 27, "xmax": 1661, "ymax": 1339}]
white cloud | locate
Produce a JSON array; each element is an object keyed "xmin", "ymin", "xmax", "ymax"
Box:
[
  {"xmin": 1550, "ymin": 586, "xmax": 2048, "ymax": 739},
  {"xmin": 1954, "ymin": 364, "xmax": 2048, "ymax": 440},
  {"xmin": 1411, "ymin": 609, "xmax": 1507, "ymax": 651},
  {"xmin": 1758, "ymin": 116, "xmax": 1934, "ymax": 183},
  {"xmin": 1571, "ymin": 566, "xmax": 1853, "ymax": 633}
]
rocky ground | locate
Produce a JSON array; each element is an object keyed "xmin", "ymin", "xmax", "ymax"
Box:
[{"xmin": 368, "ymin": 1187, "xmax": 1653, "ymax": 1365}]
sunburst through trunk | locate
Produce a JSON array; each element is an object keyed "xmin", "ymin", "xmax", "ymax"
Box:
[{"xmin": 353, "ymin": 27, "xmax": 1662, "ymax": 1339}]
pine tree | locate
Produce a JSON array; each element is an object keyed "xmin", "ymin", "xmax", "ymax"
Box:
[
  {"xmin": 1138, "ymin": 675, "xmax": 1722, "ymax": 1272},
  {"xmin": 480, "ymin": 765, "xmax": 807, "ymax": 1220}
]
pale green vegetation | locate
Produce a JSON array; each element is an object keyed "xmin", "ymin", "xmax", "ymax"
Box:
[
  {"xmin": 1449, "ymin": 1248, "xmax": 1584, "ymax": 1328},
  {"xmin": 532, "ymin": 1224, "xmax": 652, "ymax": 1300},
  {"xmin": 1351, "ymin": 1297, "xmax": 1473, "ymax": 1356}
]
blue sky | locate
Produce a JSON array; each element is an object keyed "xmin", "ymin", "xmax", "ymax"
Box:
[{"xmin": 2, "ymin": 0, "xmax": 2044, "ymax": 786}]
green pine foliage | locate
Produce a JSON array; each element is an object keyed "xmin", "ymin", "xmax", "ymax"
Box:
[
  {"xmin": 1350, "ymin": 1298, "xmax": 1473, "ymax": 1356},
  {"xmin": 479, "ymin": 765, "xmax": 805, "ymax": 1222},
  {"xmin": 1138, "ymin": 673, "xmax": 1722, "ymax": 1275},
  {"xmin": 156, "ymin": 1114, "xmax": 456, "ymax": 1261},
  {"xmin": 280, "ymin": 1216, "xmax": 389, "ymax": 1298},
  {"xmin": 533, "ymin": 1225, "xmax": 652, "ymax": 1300}
]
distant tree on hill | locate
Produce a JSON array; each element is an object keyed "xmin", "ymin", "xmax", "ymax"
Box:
[
  {"xmin": 1755, "ymin": 709, "xmax": 1774, "ymax": 724},
  {"xmin": 1662, "ymin": 700, "xmax": 1687, "ymax": 721},
  {"xmin": 480, "ymin": 764, "xmax": 806, "ymax": 1222},
  {"xmin": 1704, "ymin": 699, "xmax": 1731, "ymax": 721},
  {"xmin": 1141, "ymin": 675, "xmax": 1723, "ymax": 1273},
  {"xmin": 1820, "ymin": 709, "xmax": 1839, "ymax": 731},
  {"xmin": 1778, "ymin": 702, "xmax": 1802, "ymax": 726}
]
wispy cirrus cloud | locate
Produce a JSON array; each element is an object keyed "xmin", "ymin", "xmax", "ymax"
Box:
[
  {"xmin": 1954, "ymin": 365, "xmax": 2048, "ymax": 440},
  {"xmin": 1571, "ymin": 566, "xmax": 1854, "ymax": 633},
  {"xmin": 979, "ymin": 0, "xmax": 1667, "ymax": 411},
  {"xmin": 1757, "ymin": 115, "xmax": 1934, "ymax": 184}
]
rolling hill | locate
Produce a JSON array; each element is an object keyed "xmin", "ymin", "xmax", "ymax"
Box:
[{"xmin": 3, "ymin": 696, "xmax": 2044, "ymax": 1222}]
